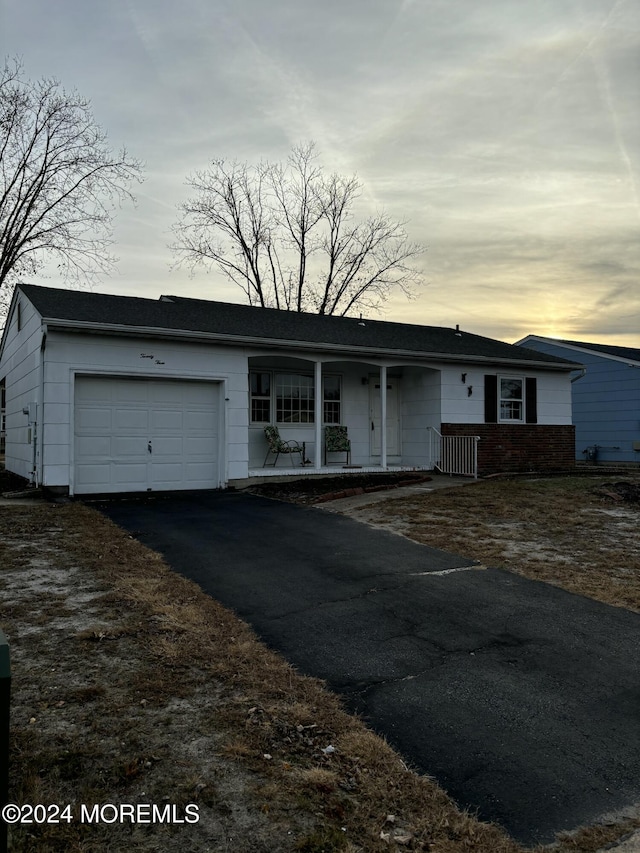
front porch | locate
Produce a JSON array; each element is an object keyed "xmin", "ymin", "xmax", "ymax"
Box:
[{"xmin": 248, "ymin": 355, "xmax": 443, "ymax": 473}]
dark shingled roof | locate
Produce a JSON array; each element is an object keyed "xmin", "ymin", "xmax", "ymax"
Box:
[{"xmin": 16, "ymin": 284, "xmax": 580, "ymax": 369}]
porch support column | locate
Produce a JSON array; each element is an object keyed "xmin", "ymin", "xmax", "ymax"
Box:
[
  {"xmin": 380, "ymin": 365, "xmax": 387, "ymax": 468},
  {"xmin": 314, "ymin": 360, "xmax": 322, "ymax": 469}
]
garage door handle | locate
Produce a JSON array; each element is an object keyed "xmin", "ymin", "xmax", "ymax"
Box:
[{"xmin": 148, "ymin": 441, "xmax": 152, "ymax": 454}]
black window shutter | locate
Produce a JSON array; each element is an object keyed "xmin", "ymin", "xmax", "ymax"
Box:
[
  {"xmin": 484, "ymin": 375, "xmax": 498, "ymax": 423},
  {"xmin": 525, "ymin": 377, "xmax": 538, "ymax": 423}
]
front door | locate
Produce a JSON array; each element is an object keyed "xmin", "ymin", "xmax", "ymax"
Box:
[{"xmin": 370, "ymin": 377, "xmax": 400, "ymax": 456}]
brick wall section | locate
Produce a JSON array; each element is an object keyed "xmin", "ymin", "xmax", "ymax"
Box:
[{"xmin": 441, "ymin": 423, "xmax": 576, "ymax": 476}]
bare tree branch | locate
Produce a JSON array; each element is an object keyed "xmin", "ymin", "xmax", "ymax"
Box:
[
  {"xmin": 171, "ymin": 142, "xmax": 425, "ymax": 316},
  {"xmin": 0, "ymin": 57, "xmax": 143, "ymax": 308}
]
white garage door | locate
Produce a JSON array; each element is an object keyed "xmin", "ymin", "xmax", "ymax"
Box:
[{"xmin": 74, "ymin": 376, "xmax": 221, "ymax": 494}]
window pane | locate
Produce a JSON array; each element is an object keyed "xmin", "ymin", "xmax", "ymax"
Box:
[
  {"xmin": 323, "ymin": 376, "xmax": 340, "ymax": 400},
  {"xmin": 250, "ymin": 371, "xmax": 271, "ymax": 423},
  {"xmin": 500, "ymin": 378, "xmax": 522, "ymax": 400},
  {"xmin": 276, "ymin": 374, "xmax": 314, "ymax": 423},
  {"xmin": 324, "ymin": 401, "xmax": 340, "ymax": 423},
  {"xmin": 251, "ymin": 399, "xmax": 271, "ymax": 423},
  {"xmin": 251, "ymin": 371, "xmax": 270, "ymax": 396},
  {"xmin": 499, "ymin": 377, "xmax": 523, "ymax": 420},
  {"xmin": 500, "ymin": 401, "xmax": 523, "ymax": 420},
  {"xmin": 322, "ymin": 376, "xmax": 341, "ymax": 424}
]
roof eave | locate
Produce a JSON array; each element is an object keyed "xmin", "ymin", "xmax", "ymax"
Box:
[
  {"xmin": 520, "ymin": 335, "xmax": 640, "ymax": 367},
  {"xmin": 41, "ymin": 318, "xmax": 582, "ymax": 371}
]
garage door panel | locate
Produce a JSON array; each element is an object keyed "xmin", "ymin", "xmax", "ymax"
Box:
[
  {"xmin": 184, "ymin": 410, "xmax": 218, "ymax": 430},
  {"xmin": 114, "ymin": 408, "xmax": 149, "ymax": 430},
  {"xmin": 76, "ymin": 436, "xmax": 111, "ymax": 458},
  {"xmin": 115, "ymin": 383, "xmax": 149, "ymax": 403},
  {"xmin": 151, "ymin": 463, "xmax": 184, "ymax": 484},
  {"xmin": 152, "ymin": 436, "xmax": 183, "ymax": 456},
  {"xmin": 184, "ymin": 436, "xmax": 216, "ymax": 456},
  {"xmin": 150, "ymin": 384, "xmax": 186, "ymax": 404},
  {"xmin": 74, "ymin": 376, "xmax": 221, "ymax": 494},
  {"xmin": 150, "ymin": 409, "xmax": 183, "ymax": 431},
  {"xmin": 76, "ymin": 383, "xmax": 112, "ymax": 403},
  {"xmin": 180, "ymin": 384, "xmax": 216, "ymax": 405},
  {"xmin": 185, "ymin": 462, "xmax": 218, "ymax": 481},
  {"xmin": 76, "ymin": 407, "xmax": 112, "ymax": 430},
  {"xmin": 112, "ymin": 462, "xmax": 150, "ymax": 484},
  {"xmin": 111, "ymin": 435, "xmax": 149, "ymax": 457},
  {"xmin": 75, "ymin": 463, "xmax": 111, "ymax": 488}
]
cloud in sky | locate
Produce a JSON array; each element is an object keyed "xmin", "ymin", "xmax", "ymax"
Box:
[{"xmin": 1, "ymin": 0, "xmax": 638, "ymax": 345}]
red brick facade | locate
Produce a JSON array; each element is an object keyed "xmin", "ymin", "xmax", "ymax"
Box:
[{"xmin": 441, "ymin": 423, "xmax": 575, "ymax": 476}]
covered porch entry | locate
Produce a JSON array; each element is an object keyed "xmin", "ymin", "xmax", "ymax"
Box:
[{"xmin": 247, "ymin": 355, "xmax": 441, "ymax": 477}]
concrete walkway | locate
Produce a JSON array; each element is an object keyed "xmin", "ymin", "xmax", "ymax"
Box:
[{"xmin": 315, "ymin": 471, "xmax": 477, "ymax": 512}]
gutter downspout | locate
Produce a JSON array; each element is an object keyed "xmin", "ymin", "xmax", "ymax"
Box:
[{"xmin": 571, "ymin": 368, "xmax": 586, "ymax": 383}]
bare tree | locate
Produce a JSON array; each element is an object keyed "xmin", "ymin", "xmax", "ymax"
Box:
[
  {"xmin": 171, "ymin": 142, "xmax": 424, "ymax": 315},
  {"xmin": 0, "ymin": 58, "xmax": 142, "ymax": 306}
]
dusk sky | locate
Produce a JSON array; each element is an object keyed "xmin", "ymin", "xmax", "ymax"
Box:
[{"xmin": 2, "ymin": 0, "xmax": 638, "ymax": 345}]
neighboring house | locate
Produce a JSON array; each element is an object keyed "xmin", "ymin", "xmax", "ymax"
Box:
[
  {"xmin": 0, "ymin": 284, "xmax": 581, "ymax": 495},
  {"xmin": 516, "ymin": 335, "xmax": 640, "ymax": 465}
]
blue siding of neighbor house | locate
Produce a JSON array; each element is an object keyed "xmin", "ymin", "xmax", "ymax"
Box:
[{"xmin": 518, "ymin": 339, "xmax": 640, "ymax": 464}]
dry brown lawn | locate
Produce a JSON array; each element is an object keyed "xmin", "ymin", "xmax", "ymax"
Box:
[{"xmin": 1, "ymin": 472, "xmax": 639, "ymax": 852}]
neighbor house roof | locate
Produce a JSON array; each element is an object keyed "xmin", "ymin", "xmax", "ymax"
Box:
[
  {"xmin": 9, "ymin": 284, "xmax": 582, "ymax": 370},
  {"xmin": 517, "ymin": 335, "xmax": 640, "ymax": 366}
]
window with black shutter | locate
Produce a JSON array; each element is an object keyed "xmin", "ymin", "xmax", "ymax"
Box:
[
  {"xmin": 484, "ymin": 374, "xmax": 498, "ymax": 423},
  {"xmin": 525, "ymin": 377, "xmax": 538, "ymax": 423},
  {"xmin": 485, "ymin": 374, "xmax": 537, "ymax": 423}
]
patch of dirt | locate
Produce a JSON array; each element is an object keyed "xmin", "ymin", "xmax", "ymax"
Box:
[
  {"xmin": 247, "ymin": 471, "xmax": 432, "ymax": 504},
  {"xmin": 594, "ymin": 481, "xmax": 640, "ymax": 504}
]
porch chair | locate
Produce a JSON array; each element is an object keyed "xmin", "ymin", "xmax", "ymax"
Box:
[
  {"xmin": 263, "ymin": 425, "xmax": 304, "ymax": 467},
  {"xmin": 324, "ymin": 425, "xmax": 351, "ymax": 466}
]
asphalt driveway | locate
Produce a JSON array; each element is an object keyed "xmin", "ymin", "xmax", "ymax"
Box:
[{"xmin": 95, "ymin": 490, "xmax": 640, "ymax": 846}]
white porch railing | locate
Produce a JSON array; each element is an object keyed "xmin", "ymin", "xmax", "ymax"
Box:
[{"xmin": 428, "ymin": 427, "xmax": 480, "ymax": 479}]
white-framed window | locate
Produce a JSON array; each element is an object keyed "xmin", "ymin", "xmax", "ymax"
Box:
[
  {"xmin": 276, "ymin": 373, "xmax": 314, "ymax": 423},
  {"xmin": 250, "ymin": 371, "xmax": 271, "ymax": 423},
  {"xmin": 499, "ymin": 376, "xmax": 524, "ymax": 422},
  {"xmin": 323, "ymin": 375, "xmax": 341, "ymax": 424},
  {"xmin": 249, "ymin": 371, "xmax": 341, "ymax": 425}
]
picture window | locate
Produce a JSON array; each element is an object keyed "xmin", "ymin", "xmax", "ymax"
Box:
[{"xmin": 249, "ymin": 371, "xmax": 342, "ymax": 425}]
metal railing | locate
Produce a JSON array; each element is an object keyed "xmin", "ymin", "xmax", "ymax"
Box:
[{"xmin": 428, "ymin": 427, "xmax": 480, "ymax": 478}]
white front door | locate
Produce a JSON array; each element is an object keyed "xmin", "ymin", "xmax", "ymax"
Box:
[
  {"xmin": 370, "ymin": 377, "xmax": 400, "ymax": 456},
  {"xmin": 74, "ymin": 376, "xmax": 221, "ymax": 494}
]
